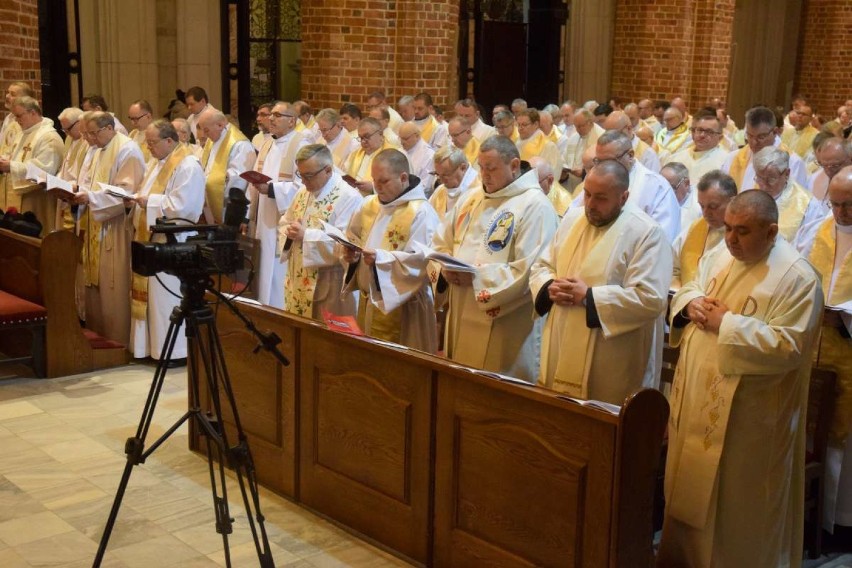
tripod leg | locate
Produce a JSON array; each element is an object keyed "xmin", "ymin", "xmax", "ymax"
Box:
[{"xmin": 92, "ymin": 315, "xmax": 184, "ymax": 567}]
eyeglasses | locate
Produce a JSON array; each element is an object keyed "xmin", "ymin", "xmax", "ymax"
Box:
[
  {"xmin": 145, "ymin": 137, "xmax": 167, "ymax": 147},
  {"xmin": 745, "ymin": 130, "xmax": 775, "ymax": 144},
  {"xmin": 690, "ymin": 127, "xmax": 722, "ymax": 136},
  {"xmin": 300, "ymin": 166, "xmax": 329, "ymax": 180},
  {"xmin": 60, "ymin": 120, "xmax": 78, "ymax": 133},
  {"xmin": 358, "ymin": 129, "xmax": 381, "ymax": 142},
  {"xmin": 592, "ymin": 148, "xmax": 632, "ymax": 166},
  {"xmin": 817, "ymin": 160, "xmax": 849, "ymax": 171},
  {"xmin": 754, "ymin": 172, "xmax": 786, "ymax": 184},
  {"xmin": 128, "ymin": 112, "xmax": 150, "ymax": 123},
  {"xmin": 449, "ymin": 129, "xmax": 470, "ymax": 139},
  {"xmin": 85, "ymin": 126, "xmax": 109, "ymax": 136},
  {"xmin": 318, "ymin": 124, "xmax": 339, "ymax": 135},
  {"xmin": 270, "ymin": 112, "xmax": 296, "ymax": 119}
]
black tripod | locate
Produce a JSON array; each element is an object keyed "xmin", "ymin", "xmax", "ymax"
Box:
[{"xmin": 93, "ymin": 274, "xmax": 287, "ymax": 567}]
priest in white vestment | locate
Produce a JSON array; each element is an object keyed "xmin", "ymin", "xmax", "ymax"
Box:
[
  {"xmin": 126, "ymin": 100, "xmax": 155, "ymax": 164},
  {"xmin": 671, "ymin": 171, "xmax": 737, "ymax": 289},
  {"xmin": 753, "ymin": 146, "xmax": 826, "ymax": 243},
  {"xmin": 602, "ymin": 111, "xmax": 660, "ymax": 172},
  {"xmin": 721, "ymin": 105, "xmax": 808, "ymax": 191},
  {"xmin": 184, "ymin": 86, "xmax": 216, "ymax": 140},
  {"xmin": 54, "ymin": 107, "xmax": 89, "ymax": 230},
  {"xmin": 343, "ymin": 117, "xmax": 406, "ymax": 197},
  {"xmin": 530, "ymin": 157, "xmax": 572, "ymax": 217},
  {"xmin": 366, "ymin": 91, "xmax": 404, "ymax": 134},
  {"xmin": 368, "ymin": 108, "xmax": 402, "ymax": 148},
  {"xmin": 637, "ymin": 99, "xmax": 661, "ymax": 134},
  {"xmin": 0, "ymin": 81, "xmax": 33, "ymax": 156},
  {"xmin": 654, "ymin": 108, "xmax": 691, "ymax": 162},
  {"xmin": 661, "ymin": 162, "xmax": 701, "ymax": 232},
  {"xmin": 447, "ymin": 117, "xmax": 481, "ymax": 170},
  {"xmin": 412, "ymin": 93, "xmax": 449, "ymax": 150},
  {"xmin": 807, "ymin": 137, "xmax": 851, "ymax": 203},
  {"xmin": 659, "ymin": 190, "xmax": 823, "ymax": 568},
  {"xmin": 781, "ymin": 104, "xmax": 819, "ymax": 160},
  {"xmin": 571, "ymin": 131, "xmax": 681, "ymax": 243},
  {"xmin": 252, "ymin": 104, "xmax": 272, "ymax": 151},
  {"xmin": 278, "ymin": 145, "xmax": 362, "ymax": 320},
  {"xmin": 197, "ymin": 109, "xmax": 255, "ymax": 224},
  {"xmin": 316, "ymin": 108, "xmax": 359, "ymax": 169},
  {"xmin": 428, "ymin": 146, "xmax": 481, "ymax": 220},
  {"xmin": 563, "ymin": 109, "xmax": 604, "ymax": 191},
  {"xmin": 530, "ymin": 160, "xmax": 671, "ymax": 404},
  {"xmin": 399, "ymin": 122, "xmax": 436, "ymax": 195},
  {"xmin": 431, "ymin": 136, "xmax": 559, "ymax": 382},
  {"xmin": 665, "ymin": 114, "xmax": 728, "ymax": 183},
  {"xmin": 515, "ymin": 109, "xmax": 561, "ymax": 175},
  {"xmin": 129, "ymin": 120, "xmax": 205, "ymax": 362},
  {"xmin": 341, "ymin": 149, "xmax": 439, "ymax": 352},
  {"xmin": 454, "ymin": 98, "xmax": 496, "ymax": 143},
  {"xmin": 74, "ymin": 112, "xmax": 146, "ymax": 346},
  {"xmin": 247, "ymin": 102, "xmax": 311, "ymax": 309},
  {"xmin": 0, "ymin": 96, "xmax": 64, "ymax": 234},
  {"xmin": 797, "ymin": 167, "xmax": 852, "ymax": 532}
]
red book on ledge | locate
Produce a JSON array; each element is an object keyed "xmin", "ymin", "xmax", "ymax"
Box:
[{"xmin": 322, "ymin": 310, "xmax": 364, "ymax": 336}]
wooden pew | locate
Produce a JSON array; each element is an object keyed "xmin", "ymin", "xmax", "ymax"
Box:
[
  {"xmin": 0, "ymin": 228, "xmax": 129, "ymax": 377},
  {"xmin": 191, "ymin": 299, "xmax": 669, "ymax": 567}
]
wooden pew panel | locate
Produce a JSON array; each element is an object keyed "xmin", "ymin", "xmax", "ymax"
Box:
[
  {"xmin": 298, "ymin": 328, "xmax": 434, "ymax": 565},
  {"xmin": 435, "ymin": 374, "xmax": 617, "ymax": 568}
]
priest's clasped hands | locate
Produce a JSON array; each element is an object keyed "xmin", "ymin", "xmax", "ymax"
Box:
[
  {"xmin": 686, "ymin": 297, "xmax": 730, "ymax": 333},
  {"xmin": 342, "ymin": 246, "xmax": 376, "ymax": 266},
  {"xmin": 443, "ymin": 270, "xmax": 473, "ymax": 287},
  {"xmin": 548, "ymin": 277, "xmax": 589, "ymax": 307}
]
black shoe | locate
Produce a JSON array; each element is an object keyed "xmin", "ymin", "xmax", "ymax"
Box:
[{"xmin": 164, "ymin": 358, "xmax": 187, "ymax": 369}]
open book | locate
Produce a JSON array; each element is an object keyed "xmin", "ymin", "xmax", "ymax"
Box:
[
  {"xmin": 555, "ymin": 395, "xmax": 621, "ymax": 415},
  {"xmin": 341, "ymin": 174, "xmax": 359, "ymax": 188},
  {"xmin": 99, "ymin": 182, "xmax": 137, "ymax": 200},
  {"xmin": 410, "ymin": 241, "xmax": 477, "ymax": 273},
  {"xmin": 25, "ymin": 163, "xmax": 48, "ymax": 184},
  {"xmin": 321, "ymin": 220, "xmax": 362, "ymax": 251},
  {"xmin": 44, "ymin": 174, "xmax": 75, "ymax": 199},
  {"xmin": 240, "ymin": 170, "xmax": 272, "ymax": 185}
]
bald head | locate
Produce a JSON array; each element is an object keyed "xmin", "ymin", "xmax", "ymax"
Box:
[
  {"xmin": 398, "ymin": 121, "xmax": 421, "ymax": 150},
  {"xmin": 818, "ymin": 138, "xmax": 852, "ymax": 181},
  {"xmin": 581, "ymin": 145, "xmax": 597, "ymax": 173},
  {"xmin": 529, "ymin": 157, "xmax": 554, "ymax": 195},
  {"xmin": 602, "ymin": 111, "xmax": 631, "ymax": 134},
  {"xmin": 584, "ymin": 160, "xmax": 631, "ymax": 226},
  {"xmin": 728, "ymin": 189, "xmax": 779, "ymax": 225},
  {"xmin": 828, "ymin": 165, "xmax": 852, "ymax": 226}
]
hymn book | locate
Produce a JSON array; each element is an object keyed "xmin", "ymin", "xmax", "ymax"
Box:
[
  {"xmin": 321, "ymin": 221, "xmax": 362, "ymax": 251},
  {"xmin": 239, "ymin": 170, "xmax": 272, "ymax": 185},
  {"xmin": 44, "ymin": 174, "xmax": 75, "ymax": 200},
  {"xmin": 25, "ymin": 163, "xmax": 48, "ymax": 184},
  {"xmin": 411, "ymin": 241, "xmax": 477, "ymax": 273},
  {"xmin": 555, "ymin": 395, "xmax": 621, "ymax": 415},
  {"xmin": 99, "ymin": 183, "xmax": 137, "ymax": 201}
]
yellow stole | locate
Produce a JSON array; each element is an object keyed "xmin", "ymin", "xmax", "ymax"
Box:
[
  {"xmin": 129, "ymin": 128, "xmax": 152, "ymax": 163},
  {"xmin": 81, "ymin": 134, "xmax": 130, "ymax": 287},
  {"xmin": 328, "ymin": 132, "xmax": 352, "ymax": 168},
  {"xmin": 0, "ymin": 118, "xmax": 20, "ymax": 156},
  {"xmin": 419, "ymin": 117, "xmax": 438, "ymax": 144},
  {"xmin": 283, "ymin": 183, "xmax": 343, "ymax": 316},
  {"xmin": 679, "ymin": 218, "xmax": 710, "ymax": 285},
  {"xmin": 346, "ymin": 141, "xmax": 395, "ymax": 182},
  {"xmin": 634, "ymin": 138, "xmax": 651, "ymax": 161},
  {"xmin": 546, "ymin": 128, "xmax": 561, "ymax": 145},
  {"xmin": 200, "ymin": 125, "xmax": 249, "ymax": 223},
  {"xmin": 462, "ymin": 136, "xmax": 480, "ymax": 166},
  {"xmin": 657, "ymin": 122, "xmax": 689, "ymax": 152},
  {"xmin": 548, "ymin": 181, "xmax": 572, "ymax": 217},
  {"xmin": 809, "ymin": 218, "xmax": 852, "ymax": 444},
  {"xmin": 130, "ymin": 145, "xmax": 191, "ymax": 320},
  {"xmin": 517, "ymin": 131, "xmax": 547, "ymax": 162},
  {"xmin": 728, "ymin": 147, "xmax": 751, "ymax": 190},
  {"xmin": 59, "ymin": 137, "xmax": 88, "ymax": 230},
  {"xmin": 510, "ymin": 126, "xmax": 519, "ymax": 143},
  {"xmin": 777, "ymin": 182, "xmax": 811, "ymax": 242},
  {"xmin": 352, "ymin": 195, "xmax": 425, "ymax": 342}
]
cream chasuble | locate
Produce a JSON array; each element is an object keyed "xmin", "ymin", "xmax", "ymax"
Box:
[
  {"xmin": 660, "ymin": 239, "xmax": 823, "ymax": 568},
  {"xmin": 530, "ymin": 205, "xmax": 671, "ymax": 404},
  {"xmin": 547, "ymin": 180, "xmax": 573, "ymax": 217},
  {"xmin": 781, "ymin": 124, "xmax": 819, "ymax": 159},
  {"xmin": 516, "ymin": 130, "xmax": 561, "ymax": 175},
  {"xmin": 428, "ymin": 165, "xmax": 481, "ymax": 221},
  {"xmin": 671, "ymin": 218, "xmax": 725, "ymax": 289},
  {"xmin": 200, "ymin": 124, "xmax": 251, "ymax": 223},
  {"xmin": 775, "ymin": 180, "xmax": 827, "ymax": 243}
]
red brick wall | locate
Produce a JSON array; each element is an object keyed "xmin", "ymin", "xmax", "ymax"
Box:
[
  {"xmin": 301, "ymin": 0, "xmax": 459, "ymax": 112},
  {"xmin": 0, "ymin": 0, "xmax": 41, "ymax": 113},
  {"xmin": 794, "ymin": 0, "xmax": 852, "ymax": 118},
  {"xmin": 609, "ymin": 0, "xmax": 734, "ymax": 110}
]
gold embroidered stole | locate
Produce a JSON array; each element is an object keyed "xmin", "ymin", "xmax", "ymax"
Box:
[
  {"xmin": 346, "ymin": 141, "xmax": 394, "ymax": 181},
  {"xmin": 129, "ymin": 128, "xmax": 152, "ymax": 163},
  {"xmin": 81, "ymin": 135, "xmax": 128, "ymax": 287},
  {"xmin": 547, "ymin": 128, "xmax": 561, "ymax": 145},
  {"xmin": 657, "ymin": 123, "xmax": 689, "ymax": 152},
  {"xmin": 130, "ymin": 145, "xmax": 191, "ymax": 320},
  {"xmin": 810, "ymin": 218, "xmax": 852, "ymax": 305},
  {"xmin": 200, "ymin": 125, "xmax": 249, "ymax": 223},
  {"xmin": 518, "ymin": 131, "xmax": 548, "ymax": 162},
  {"xmin": 329, "ymin": 132, "xmax": 351, "ymax": 168},
  {"xmin": 1, "ymin": 124, "xmax": 41, "ymax": 210},
  {"xmin": 680, "ymin": 218, "xmax": 711, "ymax": 285},
  {"xmin": 353, "ymin": 195, "xmax": 424, "ymax": 342},
  {"xmin": 419, "ymin": 117, "xmax": 437, "ymax": 144},
  {"xmin": 284, "ymin": 183, "xmax": 343, "ymax": 316},
  {"xmin": 548, "ymin": 181, "xmax": 572, "ymax": 217},
  {"xmin": 777, "ymin": 181, "xmax": 811, "ymax": 242},
  {"xmin": 58, "ymin": 137, "xmax": 88, "ymax": 230}
]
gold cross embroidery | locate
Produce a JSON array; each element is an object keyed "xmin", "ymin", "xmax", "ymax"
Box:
[{"xmin": 21, "ymin": 143, "xmax": 32, "ymax": 162}]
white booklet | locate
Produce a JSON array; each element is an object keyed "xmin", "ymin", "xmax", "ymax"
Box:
[
  {"xmin": 321, "ymin": 220, "xmax": 362, "ymax": 252},
  {"xmin": 411, "ymin": 241, "xmax": 477, "ymax": 273},
  {"xmin": 25, "ymin": 163, "xmax": 48, "ymax": 184},
  {"xmin": 555, "ymin": 395, "xmax": 621, "ymax": 416},
  {"xmin": 44, "ymin": 174, "xmax": 75, "ymax": 199},
  {"xmin": 98, "ymin": 182, "xmax": 137, "ymax": 201}
]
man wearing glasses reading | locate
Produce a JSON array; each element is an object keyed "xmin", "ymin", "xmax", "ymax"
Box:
[
  {"xmin": 247, "ymin": 101, "xmax": 310, "ymax": 309},
  {"xmin": 722, "ymin": 105, "xmax": 808, "ymax": 192},
  {"xmin": 127, "ymin": 99, "xmax": 155, "ymax": 162},
  {"xmin": 342, "ymin": 117, "xmax": 402, "ymax": 197},
  {"xmin": 808, "ymin": 137, "xmax": 852, "ymax": 202},
  {"xmin": 315, "ymin": 108, "xmax": 358, "ymax": 169}
]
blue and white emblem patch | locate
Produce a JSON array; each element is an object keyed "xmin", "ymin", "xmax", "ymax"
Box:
[{"xmin": 486, "ymin": 211, "xmax": 515, "ymax": 252}]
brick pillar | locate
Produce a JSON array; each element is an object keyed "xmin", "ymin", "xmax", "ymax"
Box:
[
  {"xmin": 609, "ymin": 0, "xmax": 734, "ymax": 109},
  {"xmin": 301, "ymin": 0, "xmax": 459, "ymax": 112},
  {"xmin": 0, "ymin": 0, "xmax": 42, "ymax": 109},
  {"xmin": 794, "ymin": 0, "xmax": 852, "ymax": 118}
]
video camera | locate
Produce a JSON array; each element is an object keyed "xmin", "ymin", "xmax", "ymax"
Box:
[{"xmin": 131, "ymin": 187, "xmax": 249, "ymax": 278}]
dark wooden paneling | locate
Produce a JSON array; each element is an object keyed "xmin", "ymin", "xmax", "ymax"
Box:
[
  {"xmin": 434, "ymin": 374, "xmax": 616, "ymax": 568},
  {"xmin": 299, "ymin": 328, "xmax": 434, "ymax": 565}
]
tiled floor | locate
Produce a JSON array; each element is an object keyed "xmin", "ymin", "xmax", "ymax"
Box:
[{"xmin": 0, "ymin": 364, "xmax": 411, "ymax": 567}]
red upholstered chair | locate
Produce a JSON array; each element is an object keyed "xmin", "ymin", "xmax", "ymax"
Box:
[{"xmin": 0, "ymin": 290, "xmax": 47, "ymax": 377}]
